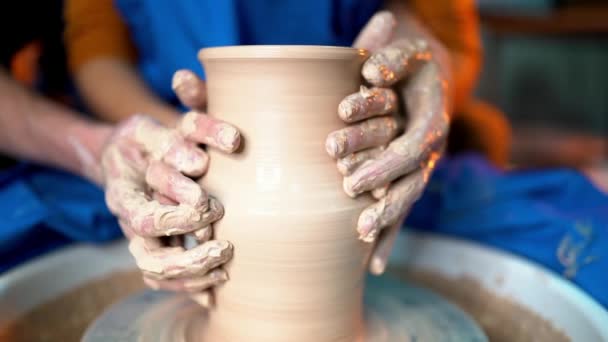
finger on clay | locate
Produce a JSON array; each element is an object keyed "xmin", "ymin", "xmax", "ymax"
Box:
[
  {"xmin": 152, "ymin": 191, "xmax": 178, "ymax": 205},
  {"xmin": 326, "ymin": 116, "xmax": 402, "ymax": 159},
  {"xmin": 356, "ymin": 169, "xmax": 425, "ymax": 242},
  {"xmin": 137, "ymin": 240, "xmax": 233, "ymax": 280},
  {"xmin": 190, "ymin": 291, "xmax": 214, "ymax": 308},
  {"xmin": 143, "ymin": 268, "xmax": 228, "ymax": 292},
  {"xmin": 336, "ymin": 146, "xmax": 385, "ymax": 176},
  {"xmin": 106, "ymin": 180, "xmax": 223, "ymax": 237},
  {"xmin": 162, "ymin": 139, "xmax": 209, "ymax": 177},
  {"xmin": 352, "ymin": 11, "xmax": 396, "ymax": 51},
  {"xmin": 129, "ymin": 237, "xmax": 184, "ymax": 276},
  {"xmin": 369, "ymin": 213, "xmax": 406, "ymax": 275},
  {"xmin": 343, "ymin": 133, "xmax": 427, "ymax": 196},
  {"xmin": 193, "ymin": 225, "xmax": 212, "ymax": 243},
  {"xmin": 338, "ymin": 86, "xmax": 397, "ymax": 123},
  {"xmin": 178, "ymin": 111, "xmax": 241, "ymax": 153},
  {"xmin": 172, "ymin": 69, "xmax": 207, "ymax": 111},
  {"xmin": 362, "ymin": 38, "xmax": 431, "ymax": 87},
  {"xmin": 371, "ymin": 184, "xmax": 389, "ymax": 199},
  {"xmin": 146, "ymin": 160, "xmax": 208, "ymax": 210}
]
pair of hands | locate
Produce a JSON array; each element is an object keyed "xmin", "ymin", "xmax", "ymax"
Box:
[{"xmin": 99, "ymin": 11, "xmax": 449, "ymax": 304}]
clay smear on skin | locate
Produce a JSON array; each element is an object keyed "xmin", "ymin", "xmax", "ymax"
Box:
[
  {"xmin": 362, "ymin": 39, "xmax": 430, "ymax": 86},
  {"xmin": 180, "ymin": 111, "xmax": 240, "ymax": 152},
  {"xmin": 338, "ymin": 86, "xmax": 397, "ymax": 123},
  {"xmin": 172, "ymin": 70, "xmax": 206, "ymax": 109},
  {"xmin": 326, "ymin": 116, "xmax": 401, "ymax": 158},
  {"xmin": 131, "ymin": 237, "xmax": 231, "ymax": 278}
]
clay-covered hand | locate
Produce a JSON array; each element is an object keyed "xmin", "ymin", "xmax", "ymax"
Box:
[
  {"xmin": 326, "ymin": 11, "xmax": 450, "ymax": 275},
  {"xmin": 101, "ymin": 72, "xmax": 240, "ymax": 305}
]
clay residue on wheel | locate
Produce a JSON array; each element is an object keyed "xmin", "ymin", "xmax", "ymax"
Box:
[
  {"xmin": 0, "ymin": 271, "xmax": 143, "ymax": 342},
  {"xmin": 390, "ymin": 267, "xmax": 570, "ymax": 342}
]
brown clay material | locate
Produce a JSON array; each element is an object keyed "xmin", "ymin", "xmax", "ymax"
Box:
[
  {"xmin": 0, "ymin": 271, "xmax": 144, "ymax": 342},
  {"xmin": 3, "ymin": 268, "xmax": 569, "ymax": 342},
  {"xmin": 391, "ymin": 267, "xmax": 570, "ymax": 342},
  {"xmin": 198, "ymin": 46, "xmax": 373, "ymax": 341}
]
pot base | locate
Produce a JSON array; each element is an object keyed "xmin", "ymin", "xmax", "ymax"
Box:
[{"xmin": 82, "ymin": 275, "xmax": 487, "ymax": 342}]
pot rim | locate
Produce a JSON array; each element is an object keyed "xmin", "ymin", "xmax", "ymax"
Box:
[{"xmin": 198, "ymin": 45, "xmax": 368, "ymax": 60}]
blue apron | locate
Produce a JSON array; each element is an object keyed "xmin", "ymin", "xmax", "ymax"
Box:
[{"xmin": 113, "ymin": 0, "xmax": 382, "ymax": 103}]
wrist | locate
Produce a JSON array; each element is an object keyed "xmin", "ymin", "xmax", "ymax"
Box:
[{"xmin": 67, "ymin": 120, "xmax": 113, "ymax": 185}]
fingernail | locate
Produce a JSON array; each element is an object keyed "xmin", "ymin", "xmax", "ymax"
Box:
[
  {"xmin": 370, "ymin": 256, "xmax": 387, "ymax": 275},
  {"xmin": 358, "ymin": 213, "xmax": 376, "ymax": 241},
  {"xmin": 172, "ymin": 70, "xmax": 192, "ymax": 90},
  {"xmin": 325, "ymin": 132, "xmax": 346, "ymax": 158},
  {"xmin": 339, "ymin": 90, "xmax": 367, "ymax": 121},
  {"xmin": 360, "ymin": 228, "xmax": 379, "ymax": 243},
  {"xmin": 217, "ymin": 124, "xmax": 240, "ymax": 151},
  {"xmin": 343, "ymin": 178, "xmax": 358, "ymax": 198},
  {"xmin": 338, "ymin": 100, "xmax": 355, "ymax": 121}
]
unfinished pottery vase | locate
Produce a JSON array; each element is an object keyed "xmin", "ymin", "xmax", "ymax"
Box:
[{"xmin": 199, "ymin": 46, "xmax": 373, "ymax": 341}]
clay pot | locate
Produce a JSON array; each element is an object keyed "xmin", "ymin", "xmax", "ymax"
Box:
[{"xmin": 199, "ymin": 46, "xmax": 373, "ymax": 341}]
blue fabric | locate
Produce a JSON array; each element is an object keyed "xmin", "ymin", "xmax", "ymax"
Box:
[
  {"xmin": 0, "ymin": 164, "xmax": 121, "ymax": 273},
  {"xmin": 406, "ymin": 154, "xmax": 608, "ymax": 308},
  {"xmin": 113, "ymin": 0, "xmax": 382, "ymax": 103}
]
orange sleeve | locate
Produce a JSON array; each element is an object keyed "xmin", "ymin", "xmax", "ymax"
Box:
[
  {"xmin": 409, "ymin": 0, "xmax": 482, "ymax": 113},
  {"xmin": 64, "ymin": 0, "xmax": 136, "ymax": 73}
]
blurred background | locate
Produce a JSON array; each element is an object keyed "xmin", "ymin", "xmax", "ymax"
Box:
[
  {"xmin": 1, "ymin": 0, "xmax": 606, "ymax": 187},
  {"xmin": 476, "ymin": 0, "xmax": 607, "ymax": 189}
]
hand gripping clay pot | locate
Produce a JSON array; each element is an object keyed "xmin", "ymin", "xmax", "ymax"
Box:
[
  {"xmin": 199, "ymin": 46, "xmax": 373, "ymax": 341},
  {"xmin": 80, "ymin": 46, "xmax": 488, "ymax": 342}
]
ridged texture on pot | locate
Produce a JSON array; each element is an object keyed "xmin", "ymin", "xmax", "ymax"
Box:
[{"xmin": 199, "ymin": 46, "xmax": 373, "ymax": 342}]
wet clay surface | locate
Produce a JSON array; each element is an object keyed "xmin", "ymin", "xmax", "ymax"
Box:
[
  {"xmin": 0, "ymin": 271, "xmax": 144, "ymax": 342},
  {"xmin": 1, "ymin": 268, "xmax": 569, "ymax": 342},
  {"xmin": 391, "ymin": 267, "xmax": 570, "ymax": 342}
]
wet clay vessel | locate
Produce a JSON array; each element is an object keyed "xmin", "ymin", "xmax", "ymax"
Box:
[{"xmin": 199, "ymin": 46, "xmax": 374, "ymax": 341}]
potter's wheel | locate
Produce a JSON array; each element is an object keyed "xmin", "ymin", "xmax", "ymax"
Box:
[
  {"xmin": 3, "ymin": 232, "xmax": 608, "ymax": 341},
  {"xmin": 82, "ymin": 274, "xmax": 487, "ymax": 341}
]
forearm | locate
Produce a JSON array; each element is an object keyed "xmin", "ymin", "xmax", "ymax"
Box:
[
  {"xmin": 0, "ymin": 70, "xmax": 111, "ymax": 184},
  {"xmin": 75, "ymin": 58, "xmax": 180, "ymax": 126}
]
